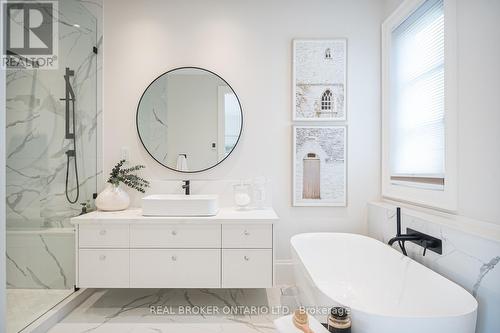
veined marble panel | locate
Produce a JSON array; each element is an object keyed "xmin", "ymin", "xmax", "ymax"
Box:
[
  {"xmin": 6, "ymin": 0, "xmax": 101, "ymax": 230},
  {"xmin": 368, "ymin": 202, "xmax": 500, "ymax": 333},
  {"xmin": 6, "ymin": 0, "xmax": 102, "ymax": 291},
  {"xmin": 6, "ymin": 229, "xmax": 75, "ymax": 289}
]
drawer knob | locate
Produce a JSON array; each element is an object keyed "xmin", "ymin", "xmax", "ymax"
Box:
[
  {"xmin": 99, "ymin": 229, "xmax": 107, "ymax": 236},
  {"xmin": 244, "ymin": 255, "xmax": 250, "ymax": 261},
  {"xmin": 171, "ymin": 230, "xmax": 177, "ymax": 236},
  {"xmin": 99, "ymin": 255, "xmax": 106, "ymax": 261},
  {"xmin": 243, "ymin": 230, "xmax": 250, "ymax": 236},
  {"xmin": 171, "ymin": 255, "xmax": 177, "ymax": 261}
]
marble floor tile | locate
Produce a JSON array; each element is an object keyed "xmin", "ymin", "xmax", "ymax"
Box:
[
  {"xmin": 48, "ymin": 288, "xmax": 297, "ymax": 333},
  {"xmin": 7, "ymin": 288, "xmax": 73, "ymax": 333}
]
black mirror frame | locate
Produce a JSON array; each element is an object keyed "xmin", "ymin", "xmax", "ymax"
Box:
[{"xmin": 136, "ymin": 66, "xmax": 243, "ymax": 173}]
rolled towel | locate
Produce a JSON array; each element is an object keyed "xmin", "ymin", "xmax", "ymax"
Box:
[{"xmin": 176, "ymin": 154, "xmax": 188, "ymax": 171}]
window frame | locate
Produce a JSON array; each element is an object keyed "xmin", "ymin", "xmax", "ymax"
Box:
[
  {"xmin": 321, "ymin": 89, "xmax": 332, "ymax": 112},
  {"xmin": 381, "ymin": 0, "xmax": 458, "ymax": 211},
  {"xmin": 325, "ymin": 48, "xmax": 332, "ymax": 59}
]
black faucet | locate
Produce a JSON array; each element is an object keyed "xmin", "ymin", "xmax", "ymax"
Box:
[
  {"xmin": 388, "ymin": 207, "xmax": 442, "ymax": 256},
  {"xmin": 182, "ymin": 180, "xmax": 190, "ymax": 195},
  {"xmin": 388, "ymin": 207, "xmax": 422, "ymax": 256}
]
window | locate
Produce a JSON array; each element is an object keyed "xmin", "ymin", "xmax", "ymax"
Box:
[
  {"xmin": 391, "ymin": 0, "xmax": 444, "ymax": 187},
  {"xmin": 321, "ymin": 90, "xmax": 332, "ymax": 111},
  {"xmin": 382, "ymin": 0, "xmax": 457, "ymax": 211},
  {"xmin": 325, "ymin": 48, "xmax": 332, "ymax": 59}
]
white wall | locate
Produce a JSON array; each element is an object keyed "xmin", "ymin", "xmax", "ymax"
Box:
[
  {"xmin": 383, "ymin": 0, "xmax": 403, "ymax": 18},
  {"xmin": 103, "ymin": 0, "xmax": 384, "ymax": 261},
  {"xmin": 456, "ymin": 0, "xmax": 500, "ymax": 225}
]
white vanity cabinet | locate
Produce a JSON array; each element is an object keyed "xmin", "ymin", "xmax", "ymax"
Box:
[
  {"xmin": 130, "ymin": 248, "xmax": 221, "ymax": 288},
  {"xmin": 72, "ymin": 208, "xmax": 277, "ymax": 289}
]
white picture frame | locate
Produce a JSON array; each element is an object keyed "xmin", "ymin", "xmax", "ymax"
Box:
[
  {"xmin": 293, "ymin": 125, "xmax": 347, "ymax": 206},
  {"xmin": 293, "ymin": 39, "xmax": 347, "ymax": 121}
]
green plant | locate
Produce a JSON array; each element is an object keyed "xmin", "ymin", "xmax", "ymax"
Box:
[{"xmin": 107, "ymin": 159, "xmax": 150, "ymax": 193}]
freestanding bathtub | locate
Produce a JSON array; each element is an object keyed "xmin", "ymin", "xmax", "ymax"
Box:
[{"xmin": 291, "ymin": 233, "xmax": 478, "ymax": 333}]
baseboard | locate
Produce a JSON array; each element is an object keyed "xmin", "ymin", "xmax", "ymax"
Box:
[
  {"xmin": 275, "ymin": 260, "xmax": 295, "ymax": 286},
  {"xmin": 20, "ymin": 288, "xmax": 94, "ymax": 333}
]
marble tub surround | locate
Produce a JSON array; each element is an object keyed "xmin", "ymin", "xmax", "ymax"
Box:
[
  {"xmin": 48, "ymin": 288, "xmax": 288, "ymax": 333},
  {"xmin": 368, "ymin": 201, "xmax": 500, "ymax": 333}
]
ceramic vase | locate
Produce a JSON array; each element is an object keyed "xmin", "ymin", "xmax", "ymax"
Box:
[{"xmin": 95, "ymin": 183, "xmax": 130, "ymax": 211}]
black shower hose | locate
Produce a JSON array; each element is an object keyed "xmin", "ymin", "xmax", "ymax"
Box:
[
  {"xmin": 65, "ymin": 150, "xmax": 80, "ymax": 204},
  {"xmin": 65, "ymin": 96, "xmax": 80, "ymax": 204}
]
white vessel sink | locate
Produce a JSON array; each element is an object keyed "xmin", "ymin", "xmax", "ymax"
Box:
[{"xmin": 142, "ymin": 194, "xmax": 219, "ymax": 216}]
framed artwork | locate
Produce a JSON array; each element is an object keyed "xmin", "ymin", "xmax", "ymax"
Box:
[
  {"xmin": 293, "ymin": 126, "xmax": 346, "ymax": 206},
  {"xmin": 293, "ymin": 39, "xmax": 347, "ymax": 121}
]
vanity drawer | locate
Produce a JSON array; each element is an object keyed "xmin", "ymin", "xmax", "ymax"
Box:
[
  {"xmin": 78, "ymin": 224, "xmax": 129, "ymax": 248},
  {"xmin": 222, "ymin": 249, "xmax": 272, "ymax": 288},
  {"xmin": 222, "ymin": 224, "xmax": 272, "ymax": 248},
  {"xmin": 130, "ymin": 249, "xmax": 220, "ymax": 288},
  {"xmin": 78, "ymin": 249, "xmax": 129, "ymax": 288},
  {"xmin": 130, "ymin": 224, "xmax": 221, "ymax": 248}
]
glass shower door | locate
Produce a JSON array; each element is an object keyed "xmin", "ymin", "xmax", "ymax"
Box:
[{"xmin": 5, "ymin": 0, "xmax": 100, "ymax": 331}]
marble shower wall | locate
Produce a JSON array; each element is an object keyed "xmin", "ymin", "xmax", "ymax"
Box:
[
  {"xmin": 6, "ymin": 0, "xmax": 100, "ymax": 228},
  {"xmin": 6, "ymin": 0, "xmax": 102, "ymax": 289},
  {"xmin": 368, "ymin": 201, "xmax": 500, "ymax": 333}
]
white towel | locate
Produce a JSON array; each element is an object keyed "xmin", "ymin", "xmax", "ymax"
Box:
[{"xmin": 176, "ymin": 154, "xmax": 188, "ymax": 171}]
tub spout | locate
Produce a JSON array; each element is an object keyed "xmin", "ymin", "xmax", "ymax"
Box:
[
  {"xmin": 388, "ymin": 234, "xmax": 421, "ymax": 246},
  {"xmin": 388, "ymin": 207, "xmax": 442, "ymax": 257}
]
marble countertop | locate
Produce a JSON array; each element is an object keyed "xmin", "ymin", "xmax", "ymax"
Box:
[{"xmin": 71, "ymin": 207, "xmax": 279, "ymax": 225}]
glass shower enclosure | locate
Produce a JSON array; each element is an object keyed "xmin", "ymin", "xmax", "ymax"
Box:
[{"xmin": 4, "ymin": 1, "xmax": 101, "ymax": 331}]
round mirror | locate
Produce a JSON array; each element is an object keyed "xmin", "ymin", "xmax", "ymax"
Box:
[{"xmin": 137, "ymin": 67, "xmax": 243, "ymax": 172}]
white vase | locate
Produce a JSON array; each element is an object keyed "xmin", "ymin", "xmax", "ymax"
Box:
[{"xmin": 95, "ymin": 183, "xmax": 130, "ymax": 211}]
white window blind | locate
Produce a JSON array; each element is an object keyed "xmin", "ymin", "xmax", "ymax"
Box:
[{"xmin": 390, "ymin": 0, "xmax": 445, "ymax": 185}]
